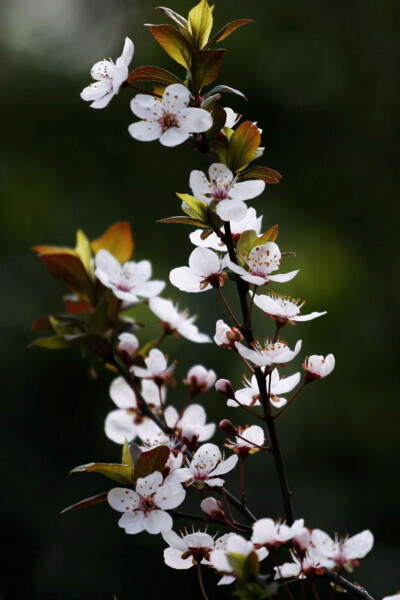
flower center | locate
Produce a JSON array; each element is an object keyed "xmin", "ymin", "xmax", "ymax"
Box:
[
  {"xmin": 212, "ymin": 186, "xmax": 230, "ymax": 200},
  {"xmin": 138, "ymin": 495, "xmax": 156, "ymax": 516},
  {"xmin": 159, "ymin": 112, "xmax": 178, "ymax": 130}
]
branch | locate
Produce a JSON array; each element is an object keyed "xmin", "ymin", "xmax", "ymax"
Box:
[{"xmin": 323, "ymin": 571, "xmax": 375, "ymax": 600}]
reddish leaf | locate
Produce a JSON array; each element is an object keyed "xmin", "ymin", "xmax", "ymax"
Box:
[
  {"xmin": 64, "ymin": 296, "xmax": 92, "ymax": 315},
  {"xmin": 206, "ymin": 105, "xmax": 227, "ymax": 140},
  {"xmin": 227, "ymin": 121, "xmax": 261, "ymax": 173},
  {"xmin": 38, "ymin": 253, "xmax": 94, "ymax": 302},
  {"xmin": 127, "ymin": 66, "xmax": 182, "ymax": 86},
  {"xmin": 134, "ymin": 446, "xmax": 170, "ymax": 480},
  {"xmin": 91, "ymin": 222, "xmax": 134, "ymax": 263},
  {"xmin": 147, "ymin": 24, "xmax": 193, "ymax": 69},
  {"xmin": 241, "ymin": 166, "xmax": 282, "ymax": 184},
  {"xmin": 206, "ymin": 19, "xmax": 252, "ymax": 47},
  {"xmin": 61, "ymin": 491, "xmax": 108, "ymax": 514},
  {"xmin": 31, "ymin": 315, "xmax": 52, "ymax": 332},
  {"xmin": 157, "ymin": 216, "xmax": 208, "ymax": 227},
  {"xmin": 192, "ymin": 49, "xmax": 225, "ymax": 91}
]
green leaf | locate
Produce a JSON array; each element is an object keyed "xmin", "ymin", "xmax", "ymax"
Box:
[
  {"xmin": 201, "ymin": 93, "xmax": 221, "ymax": 110},
  {"xmin": 257, "ymin": 225, "xmax": 279, "ymax": 245},
  {"xmin": 30, "ymin": 336, "xmax": 69, "ymax": 349},
  {"xmin": 87, "ymin": 290, "xmax": 120, "ymax": 336},
  {"xmin": 206, "ymin": 19, "xmax": 252, "ymax": 47},
  {"xmin": 209, "ymin": 138, "xmax": 228, "ymax": 163},
  {"xmin": 192, "ymin": 49, "xmax": 225, "ymax": 92},
  {"xmin": 147, "ymin": 24, "xmax": 193, "ymax": 69},
  {"xmin": 155, "ymin": 6, "xmax": 189, "ymax": 30},
  {"xmin": 227, "ymin": 121, "xmax": 261, "ymax": 173},
  {"xmin": 70, "ymin": 462, "xmax": 134, "ymax": 485},
  {"xmin": 157, "ymin": 216, "xmax": 208, "ymax": 228},
  {"xmin": 241, "ymin": 166, "xmax": 282, "ymax": 184},
  {"xmin": 127, "ymin": 66, "xmax": 183, "ymax": 86},
  {"xmin": 177, "ymin": 193, "xmax": 208, "ymax": 221},
  {"xmin": 121, "ymin": 439, "xmax": 135, "ymax": 469},
  {"xmin": 61, "ymin": 492, "xmax": 108, "ymax": 514},
  {"xmin": 204, "ymin": 84, "xmax": 246, "ymax": 100},
  {"xmin": 75, "ymin": 230, "xmax": 93, "ymax": 276},
  {"xmin": 188, "ymin": 0, "xmax": 213, "ymax": 49},
  {"xmin": 134, "ymin": 446, "xmax": 170, "ymax": 481},
  {"xmin": 236, "ymin": 230, "xmax": 259, "ymax": 266}
]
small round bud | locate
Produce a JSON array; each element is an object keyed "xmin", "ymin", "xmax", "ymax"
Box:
[
  {"xmin": 117, "ymin": 333, "xmax": 139, "ymax": 362},
  {"xmin": 303, "ymin": 354, "xmax": 335, "ymax": 382},
  {"xmin": 215, "ymin": 378, "xmax": 235, "ymax": 399},
  {"xmin": 200, "ymin": 497, "xmax": 225, "ymax": 520},
  {"xmin": 184, "ymin": 365, "xmax": 216, "ymax": 394},
  {"xmin": 219, "ymin": 419, "xmax": 238, "ymax": 436}
]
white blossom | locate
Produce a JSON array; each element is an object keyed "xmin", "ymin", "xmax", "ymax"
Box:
[
  {"xmin": 231, "ymin": 370, "xmax": 300, "ymax": 409},
  {"xmin": 164, "ymin": 404, "xmax": 216, "ymax": 445},
  {"xmin": 210, "ymin": 534, "xmax": 268, "ymax": 585},
  {"xmin": 131, "ymin": 348, "xmax": 176, "ymax": 382},
  {"xmin": 303, "ymin": 354, "xmax": 335, "ymax": 379},
  {"xmin": 174, "ymin": 443, "xmax": 238, "ymax": 488},
  {"xmin": 214, "ymin": 319, "xmax": 243, "ymax": 348},
  {"xmin": 274, "ymin": 552, "xmax": 322, "ymax": 580},
  {"xmin": 309, "ymin": 529, "xmax": 374, "ymax": 570},
  {"xmin": 170, "ymin": 247, "xmax": 225, "ymax": 293},
  {"xmin": 95, "ymin": 249, "xmax": 165, "ymax": 303},
  {"xmin": 184, "ymin": 365, "xmax": 217, "ymax": 393},
  {"xmin": 104, "ymin": 377, "xmax": 164, "ymax": 444},
  {"xmin": 81, "ymin": 37, "xmax": 134, "ymax": 109},
  {"xmin": 162, "ymin": 530, "xmax": 216, "ymax": 569},
  {"xmin": 189, "ymin": 208, "xmax": 262, "ymax": 252},
  {"xmin": 252, "ymin": 518, "xmax": 305, "ymax": 549},
  {"xmin": 108, "ymin": 471, "xmax": 185, "ymax": 534},
  {"xmin": 253, "ymin": 292, "xmax": 326, "ymax": 324},
  {"xmin": 128, "ymin": 84, "xmax": 212, "ymax": 147},
  {"xmin": 117, "ymin": 332, "xmax": 139, "ymax": 358},
  {"xmin": 189, "ymin": 163, "xmax": 265, "ymax": 222},
  {"xmin": 235, "ymin": 339, "xmax": 302, "ymax": 368},
  {"xmin": 149, "ymin": 296, "xmax": 210, "ymax": 343},
  {"xmin": 226, "ymin": 242, "xmax": 298, "ymax": 286}
]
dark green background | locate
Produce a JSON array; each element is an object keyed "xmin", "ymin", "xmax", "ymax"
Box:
[{"xmin": 1, "ymin": 0, "xmax": 399, "ymax": 598}]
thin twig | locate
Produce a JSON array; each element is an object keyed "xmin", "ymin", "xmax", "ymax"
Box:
[
  {"xmin": 275, "ymin": 381, "xmax": 307, "ymax": 419},
  {"xmin": 197, "ymin": 564, "xmax": 209, "ymax": 600},
  {"xmin": 217, "ymin": 287, "xmax": 241, "ymax": 327}
]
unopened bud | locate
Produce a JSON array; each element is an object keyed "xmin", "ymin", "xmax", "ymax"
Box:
[
  {"xmin": 182, "ymin": 425, "xmax": 200, "ymax": 451},
  {"xmin": 200, "ymin": 497, "xmax": 225, "ymax": 520},
  {"xmin": 118, "ymin": 333, "xmax": 139, "ymax": 359},
  {"xmin": 219, "ymin": 419, "xmax": 238, "ymax": 436},
  {"xmin": 215, "ymin": 379, "xmax": 235, "ymax": 399}
]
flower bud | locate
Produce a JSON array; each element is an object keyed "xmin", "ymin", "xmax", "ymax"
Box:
[
  {"xmin": 215, "ymin": 379, "xmax": 235, "ymax": 400},
  {"xmin": 200, "ymin": 497, "xmax": 225, "ymax": 520},
  {"xmin": 214, "ymin": 319, "xmax": 243, "ymax": 349},
  {"xmin": 181, "ymin": 425, "xmax": 200, "ymax": 451},
  {"xmin": 118, "ymin": 333, "xmax": 139, "ymax": 361},
  {"xmin": 303, "ymin": 354, "xmax": 335, "ymax": 382},
  {"xmin": 184, "ymin": 365, "xmax": 216, "ymax": 394},
  {"xmin": 219, "ymin": 419, "xmax": 238, "ymax": 436}
]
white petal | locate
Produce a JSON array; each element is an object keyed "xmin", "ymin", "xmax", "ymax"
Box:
[
  {"xmin": 118, "ymin": 511, "xmax": 146, "ymax": 534},
  {"xmin": 268, "ymin": 270, "xmax": 299, "ymax": 283},
  {"xmin": 212, "ymin": 454, "xmax": 238, "ymax": 476},
  {"xmin": 239, "ymin": 425, "xmax": 264, "ymax": 447},
  {"xmin": 109, "ymin": 376, "xmax": 136, "ymax": 409},
  {"xmin": 216, "ymin": 199, "xmax": 248, "ymax": 222},
  {"xmin": 178, "ymin": 107, "xmax": 213, "ymax": 133},
  {"xmin": 251, "ymin": 518, "xmax": 276, "ymax": 545},
  {"xmin": 343, "ymin": 530, "xmax": 374, "ymax": 559},
  {"xmin": 95, "ymin": 249, "xmax": 121, "ymax": 280},
  {"xmin": 190, "ymin": 229, "xmax": 226, "ymax": 251},
  {"xmin": 154, "ymin": 482, "xmax": 186, "ymax": 510},
  {"xmin": 169, "ymin": 266, "xmax": 203, "ymax": 292},
  {"xmin": 130, "ymin": 94, "xmax": 161, "ymax": 120},
  {"xmin": 293, "ymin": 311, "xmax": 327, "ymax": 322},
  {"xmin": 189, "ymin": 247, "xmax": 220, "ymax": 277},
  {"xmin": 272, "ymin": 372, "xmax": 301, "ymax": 395},
  {"xmin": 164, "ymin": 405, "xmax": 179, "ymax": 429},
  {"xmin": 162, "ymin": 529, "xmax": 188, "ymax": 551},
  {"xmin": 218, "ymin": 575, "xmax": 236, "ymax": 585},
  {"xmin": 128, "ymin": 120, "xmax": 162, "ymax": 142},
  {"xmin": 136, "ymin": 471, "xmax": 163, "ymax": 496},
  {"xmin": 144, "ymin": 509, "xmax": 172, "ymax": 534},
  {"xmin": 198, "ymin": 423, "xmax": 216, "ymax": 441},
  {"xmin": 146, "ymin": 348, "xmax": 167, "ymax": 374},
  {"xmin": 162, "ymin": 84, "xmax": 190, "ymax": 113},
  {"xmin": 91, "ymin": 60, "xmax": 115, "ymax": 80},
  {"xmin": 164, "ymin": 547, "xmax": 193, "ymax": 569},
  {"xmin": 224, "ymin": 258, "xmax": 247, "ymax": 277},
  {"xmin": 206, "ymin": 477, "xmax": 225, "ymax": 487},
  {"xmin": 275, "ymin": 563, "xmax": 301, "ymax": 579},
  {"xmin": 159, "ymin": 127, "xmax": 189, "ymax": 147},
  {"xmin": 177, "ymin": 320, "xmax": 211, "ymax": 343},
  {"xmin": 105, "ymin": 409, "xmax": 137, "ymax": 444},
  {"xmin": 180, "ymin": 404, "xmax": 206, "ymax": 427},
  {"xmin": 108, "ymin": 487, "xmax": 140, "ymax": 512},
  {"xmin": 117, "ymin": 37, "xmax": 134, "ymax": 67},
  {"xmin": 192, "ymin": 443, "xmax": 221, "ymax": 472},
  {"xmin": 90, "ymin": 91, "xmax": 116, "ymax": 109},
  {"xmin": 230, "ymin": 180, "xmax": 265, "ymax": 201},
  {"xmin": 189, "ymin": 170, "xmax": 213, "ymax": 199},
  {"xmin": 135, "ymin": 279, "xmax": 165, "ymax": 298}
]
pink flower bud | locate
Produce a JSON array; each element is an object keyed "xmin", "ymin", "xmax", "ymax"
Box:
[
  {"xmin": 215, "ymin": 379, "xmax": 235, "ymax": 399},
  {"xmin": 118, "ymin": 333, "xmax": 139, "ymax": 358},
  {"xmin": 220, "ymin": 419, "xmax": 238, "ymax": 436},
  {"xmin": 184, "ymin": 365, "xmax": 216, "ymax": 394},
  {"xmin": 200, "ymin": 497, "xmax": 225, "ymax": 520},
  {"xmin": 214, "ymin": 319, "xmax": 243, "ymax": 349},
  {"xmin": 181, "ymin": 425, "xmax": 200, "ymax": 450}
]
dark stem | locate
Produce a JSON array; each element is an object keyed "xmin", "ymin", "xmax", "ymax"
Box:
[
  {"xmin": 124, "ymin": 81, "xmax": 163, "ymax": 97},
  {"xmin": 311, "ymin": 580, "xmax": 320, "ymax": 600},
  {"xmin": 240, "ymin": 456, "xmax": 247, "ymax": 506},
  {"xmin": 169, "ymin": 510, "xmax": 251, "ymax": 532},
  {"xmin": 275, "ymin": 381, "xmax": 307, "ymax": 419},
  {"xmin": 197, "ymin": 564, "xmax": 209, "ymax": 600},
  {"xmin": 323, "ymin": 571, "xmax": 375, "ymax": 600}
]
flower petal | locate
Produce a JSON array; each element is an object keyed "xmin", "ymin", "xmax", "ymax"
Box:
[
  {"xmin": 179, "ymin": 107, "xmax": 213, "ymax": 133},
  {"xmin": 136, "ymin": 471, "xmax": 163, "ymax": 496},
  {"xmin": 105, "ymin": 409, "xmax": 137, "ymax": 444},
  {"xmin": 118, "ymin": 511, "xmax": 146, "ymax": 534},
  {"xmin": 128, "ymin": 120, "xmax": 163, "ymax": 142},
  {"xmin": 144, "ymin": 509, "xmax": 172, "ymax": 534},
  {"xmin": 108, "ymin": 487, "xmax": 140, "ymax": 512},
  {"xmin": 164, "ymin": 547, "xmax": 193, "ymax": 569},
  {"xmin": 109, "ymin": 376, "xmax": 136, "ymax": 409},
  {"xmin": 268, "ymin": 270, "xmax": 299, "ymax": 283},
  {"xmin": 216, "ymin": 199, "xmax": 248, "ymax": 222},
  {"xmin": 155, "ymin": 483, "xmax": 186, "ymax": 510},
  {"xmin": 159, "ymin": 127, "xmax": 190, "ymax": 147},
  {"xmin": 230, "ymin": 180, "xmax": 265, "ymax": 200},
  {"xmin": 130, "ymin": 94, "xmax": 162, "ymax": 120}
]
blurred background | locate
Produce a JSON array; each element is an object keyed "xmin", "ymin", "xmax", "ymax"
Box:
[{"xmin": 1, "ymin": 0, "xmax": 399, "ymax": 598}]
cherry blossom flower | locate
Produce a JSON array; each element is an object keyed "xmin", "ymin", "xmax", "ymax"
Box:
[
  {"xmin": 303, "ymin": 354, "xmax": 335, "ymax": 381},
  {"xmin": 252, "ymin": 518, "xmax": 305, "ymax": 550},
  {"xmin": 200, "ymin": 497, "xmax": 225, "ymax": 520},
  {"xmin": 169, "ymin": 247, "xmax": 226, "ymax": 293},
  {"xmin": 128, "ymin": 84, "xmax": 213, "ymax": 147},
  {"xmin": 105, "ymin": 377, "xmax": 165, "ymax": 444},
  {"xmin": 253, "ymin": 292, "xmax": 326, "ymax": 325},
  {"xmin": 225, "ymin": 242, "xmax": 298, "ymax": 286},
  {"xmin": 214, "ymin": 319, "xmax": 243, "ymax": 349},
  {"xmin": 108, "ymin": 471, "xmax": 185, "ymax": 534},
  {"xmin": 309, "ymin": 529, "xmax": 374, "ymax": 570},
  {"xmin": 190, "ymin": 207, "xmax": 262, "ymax": 252},
  {"xmin": 189, "ymin": 163, "xmax": 265, "ymax": 222},
  {"xmin": 274, "ymin": 552, "xmax": 323, "ymax": 580},
  {"xmin": 117, "ymin": 332, "xmax": 139, "ymax": 358},
  {"xmin": 174, "ymin": 443, "xmax": 238, "ymax": 488},
  {"xmin": 149, "ymin": 297, "xmax": 210, "ymax": 343},
  {"xmin": 291, "ymin": 519, "xmax": 312, "ymax": 556},
  {"xmin": 225, "ymin": 425, "xmax": 265, "ymax": 457},
  {"xmin": 94, "ymin": 250, "xmax": 165, "ymax": 303},
  {"xmin": 235, "ymin": 339, "xmax": 302, "ymax": 369},
  {"xmin": 184, "ymin": 365, "xmax": 217, "ymax": 394},
  {"xmin": 131, "ymin": 349, "xmax": 176, "ymax": 384},
  {"xmin": 81, "ymin": 37, "xmax": 134, "ymax": 109},
  {"xmin": 210, "ymin": 534, "xmax": 268, "ymax": 585},
  {"xmin": 164, "ymin": 404, "xmax": 216, "ymax": 446},
  {"xmin": 231, "ymin": 370, "xmax": 301, "ymax": 409},
  {"xmin": 162, "ymin": 530, "xmax": 216, "ymax": 569}
]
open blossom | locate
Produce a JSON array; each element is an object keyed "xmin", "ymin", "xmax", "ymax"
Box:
[
  {"xmin": 149, "ymin": 297, "xmax": 210, "ymax": 343},
  {"xmin": 169, "ymin": 247, "xmax": 226, "ymax": 293},
  {"xmin": 95, "ymin": 249, "xmax": 165, "ymax": 303},
  {"xmin": 303, "ymin": 354, "xmax": 335, "ymax": 380},
  {"xmin": 235, "ymin": 339, "xmax": 302, "ymax": 368},
  {"xmin": 128, "ymin": 84, "xmax": 212, "ymax": 147},
  {"xmin": 81, "ymin": 37, "xmax": 134, "ymax": 109},
  {"xmin": 164, "ymin": 404, "xmax": 216, "ymax": 446},
  {"xmin": 174, "ymin": 443, "xmax": 238, "ymax": 488},
  {"xmin": 226, "ymin": 242, "xmax": 298, "ymax": 286},
  {"xmin": 253, "ymin": 292, "xmax": 326, "ymax": 324},
  {"xmin": 214, "ymin": 319, "xmax": 243, "ymax": 348},
  {"xmin": 232, "ymin": 370, "xmax": 301, "ymax": 409},
  {"xmin": 274, "ymin": 552, "xmax": 323, "ymax": 580},
  {"xmin": 107, "ymin": 471, "xmax": 185, "ymax": 535},
  {"xmin": 189, "ymin": 163, "xmax": 265, "ymax": 222},
  {"xmin": 184, "ymin": 365, "xmax": 216, "ymax": 394},
  {"xmin": 309, "ymin": 529, "xmax": 374, "ymax": 570},
  {"xmin": 162, "ymin": 530, "xmax": 217, "ymax": 569},
  {"xmin": 105, "ymin": 377, "xmax": 164, "ymax": 444},
  {"xmin": 131, "ymin": 349, "xmax": 176, "ymax": 383},
  {"xmin": 210, "ymin": 534, "xmax": 268, "ymax": 585},
  {"xmin": 190, "ymin": 207, "xmax": 262, "ymax": 252},
  {"xmin": 225, "ymin": 425, "xmax": 265, "ymax": 457},
  {"xmin": 252, "ymin": 518, "xmax": 306, "ymax": 550},
  {"xmin": 117, "ymin": 332, "xmax": 139, "ymax": 358}
]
